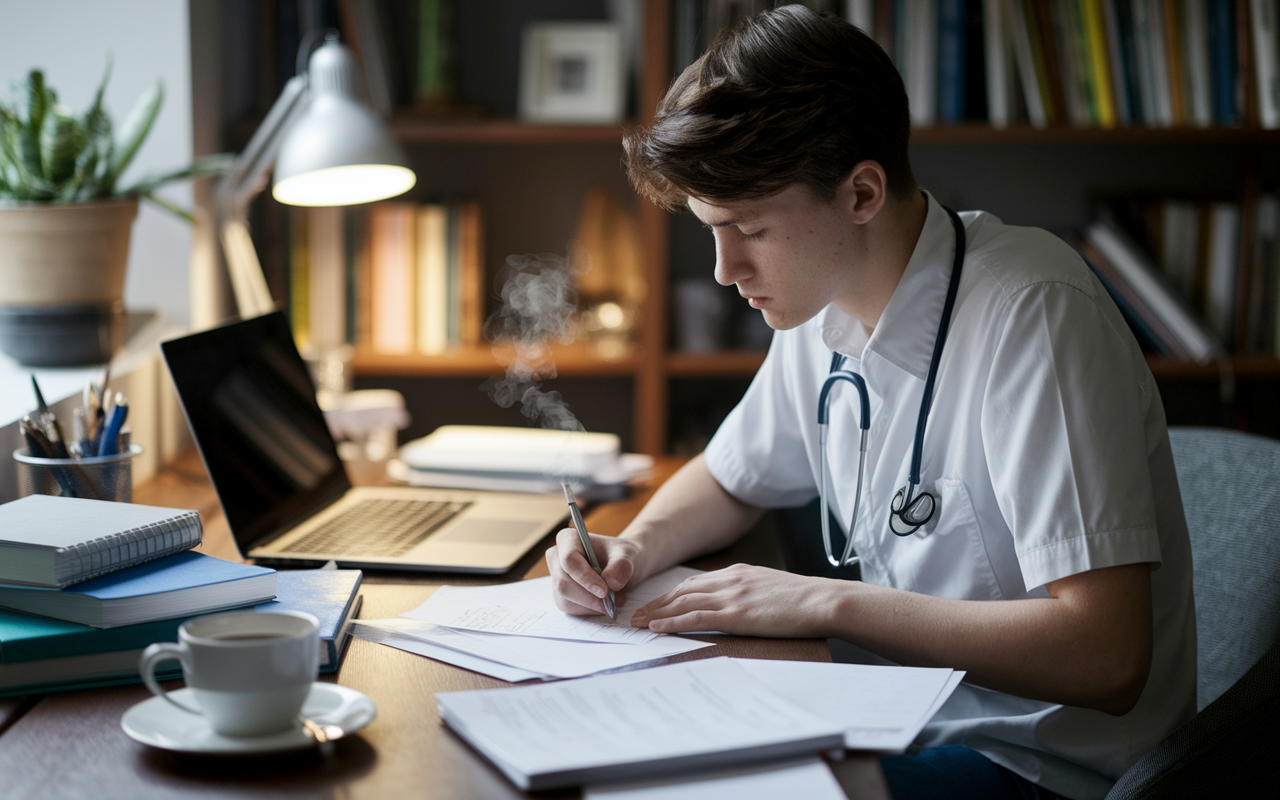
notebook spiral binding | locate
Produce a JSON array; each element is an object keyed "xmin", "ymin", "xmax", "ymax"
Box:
[{"xmin": 55, "ymin": 512, "xmax": 203, "ymax": 586}]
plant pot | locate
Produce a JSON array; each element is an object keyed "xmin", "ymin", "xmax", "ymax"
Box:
[{"xmin": 0, "ymin": 198, "xmax": 138, "ymax": 366}]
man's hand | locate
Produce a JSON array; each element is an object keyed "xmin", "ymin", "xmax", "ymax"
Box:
[
  {"xmin": 546, "ymin": 529, "xmax": 645, "ymax": 616},
  {"xmin": 631, "ymin": 564, "xmax": 833, "ymax": 638}
]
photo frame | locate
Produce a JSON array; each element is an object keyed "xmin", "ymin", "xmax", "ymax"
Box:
[{"xmin": 519, "ymin": 23, "xmax": 625, "ymax": 124}]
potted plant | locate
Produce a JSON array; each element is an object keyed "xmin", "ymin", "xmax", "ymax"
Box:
[{"xmin": 0, "ymin": 67, "xmax": 226, "ymax": 366}]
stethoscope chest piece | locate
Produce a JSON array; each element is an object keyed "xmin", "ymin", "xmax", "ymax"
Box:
[{"xmin": 889, "ymin": 484, "xmax": 936, "ymax": 536}]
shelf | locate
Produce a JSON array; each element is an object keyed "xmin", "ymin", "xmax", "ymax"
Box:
[
  {"xmin": 390, "ymin": 117, "xmax": 626, "ymax": 144},
  {"xmin": 666, "ymin": 350, "xmax": 768, "ymax": 377},
  {"xmin": 1145, "ymin": 355, "xmax": 1280, "ymax": 380},
  {"xmin": 352, "ymin": 341, "xmax": 643, "ymax": 377},
  {"xmin": 911, "ymin": 124, "xmax": 1280, "ymax": 145}
]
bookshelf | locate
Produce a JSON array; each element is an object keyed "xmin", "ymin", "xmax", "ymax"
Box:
[{"xmin": 229, "ymin": 0, "xmax": 1279, "ymax": 453}]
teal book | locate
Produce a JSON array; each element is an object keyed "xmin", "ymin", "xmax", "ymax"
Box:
[{"xmin": 0, "ymin": 569, "xmax": 362, "ymax": 696}]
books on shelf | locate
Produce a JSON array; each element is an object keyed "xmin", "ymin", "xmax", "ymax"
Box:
[
  {"xmin": 0, "ymin": 567, "xmax": 363, "ymax": 696},
  {"xmin": 366, "ymin": 200, "xmax": 486, "ymax": 356},
  {"xmin": 0, "ymin": 495, "xmax": 202, "ymax": 589},
  {"xmin": 0, "ymin": 552, "xmax": 276, "ymax": 629}
]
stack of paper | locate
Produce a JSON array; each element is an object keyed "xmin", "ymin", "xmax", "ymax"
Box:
[
  {"xmin": 352, "ymin": 566, "xmax": 713, "ymax": 680},
  {"xmin": 390, "ymin": 425, "xmax": 654, "ymax": 497},
  {"xmin": 435, "ymin": 656, "xmax": 965, "ymax": 791}
]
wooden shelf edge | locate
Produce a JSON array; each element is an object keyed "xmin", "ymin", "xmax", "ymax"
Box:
[
  {"xmin": 911, "ymin": 124, "xmax": 1280, "ymax": 145},
  {"xmin": 666, "ymin": 350, "xmax": 768, "ymax": 377},
  {"xmin": 390, "ymin": 117, "xmax": 626, "ymax": 144},
  {"xmin": 1146, "ymin": 355, "xmax": 1280, "ymax": 380},
  {"xmin": 352, "ymin": 345, "xmax": 643, "ymax": 377}
]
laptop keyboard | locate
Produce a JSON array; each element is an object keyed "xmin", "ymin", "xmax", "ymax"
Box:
[{"xmin": 279, "ymin": 499, "xmax": 473, "ymax": 558}]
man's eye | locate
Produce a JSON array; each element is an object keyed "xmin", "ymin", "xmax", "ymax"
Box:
[{"xmin": 742, "ymin": 228, "xmax": 766, "ymax": 240}]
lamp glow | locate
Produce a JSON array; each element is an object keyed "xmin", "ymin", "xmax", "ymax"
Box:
[{"xmin": 273, "ymin": 164, "xmax": 416, "ymax": 206}]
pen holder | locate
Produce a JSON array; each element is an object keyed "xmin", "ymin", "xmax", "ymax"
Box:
[{"xmin": 14, "ymin": 444, "xmax": 143, "ymax": 502}]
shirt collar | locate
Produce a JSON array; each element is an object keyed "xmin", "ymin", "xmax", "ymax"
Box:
[{"xmin": 820, "ymin": 191, "xmax": 959, "ymax": 382}]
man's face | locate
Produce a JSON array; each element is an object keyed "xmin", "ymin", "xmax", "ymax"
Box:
[{"xmin": 688, "ymin": 184, "xmax": 859, "ymax": 331}]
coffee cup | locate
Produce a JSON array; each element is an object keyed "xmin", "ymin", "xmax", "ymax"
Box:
[{"xmin": 139, "ymin": 610, "xmax": 320, "ymax": 737}]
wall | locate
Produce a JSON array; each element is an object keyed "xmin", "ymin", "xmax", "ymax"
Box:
[{"xmin": 0, "ymin": 0, "xmax": 194, "ymax": 327}]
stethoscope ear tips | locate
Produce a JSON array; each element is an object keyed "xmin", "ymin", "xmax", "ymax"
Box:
[{"xmin": 890, "ymin": 485, "xmax": 936, "ymax": 536}]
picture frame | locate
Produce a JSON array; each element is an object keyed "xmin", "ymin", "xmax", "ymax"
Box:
[{"xmin": 519, "ymin": 23, "xmax": 625, "ymax": 124}]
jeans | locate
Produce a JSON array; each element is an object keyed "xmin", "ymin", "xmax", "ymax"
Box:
[{"xmin": 880, "ymin": 745, "xmax": 1070, "ymax": 800}]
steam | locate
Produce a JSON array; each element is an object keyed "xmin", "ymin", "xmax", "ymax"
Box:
[{"xmin": 482, "ymin": 253, "xmax": 585, "ymax": 436}]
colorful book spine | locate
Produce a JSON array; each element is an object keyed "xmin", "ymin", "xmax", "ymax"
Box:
[
  {"xmin": 1082, "ymin": 0, "xmax": 1118, "ymax": 126},
  {"xmin": 370, "ymin": 203, "xmax": 417, "ymax": 355},
  {"xmin": 938, "ymin": 0, "xmax": 968, "ymax": 123}
]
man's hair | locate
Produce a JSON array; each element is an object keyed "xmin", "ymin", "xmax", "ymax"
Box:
[{"xmin": 624, "ymin": 5, "xmax": 914, "ymax": 213}]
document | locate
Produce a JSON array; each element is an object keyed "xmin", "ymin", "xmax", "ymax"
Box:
[
  {"xmin": 399, "ymin": 567, "xmax": 704, "ymax": 644},
  {"xmin": 733, "ymin": 658, "xmax": 964, "ymax": 752},
  {"xmin": 349, "ymin": 619, "xmax": 546, "ymax": 683},
  {"xmin": 354, "ymin": 616, "xmax": 713, "ymax": 679},
  {"xmin": 436, "ymin": 657, "xmax": 845, "ymax": 791},
  {"xmin": 584, "ymin": 758, "xmax": 846, "ymax": 800}
]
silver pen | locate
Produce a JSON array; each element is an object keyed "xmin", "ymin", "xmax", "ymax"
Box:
[{"xmin": 561, "ymin": 482, "xmax": 616, "ymax": 619}]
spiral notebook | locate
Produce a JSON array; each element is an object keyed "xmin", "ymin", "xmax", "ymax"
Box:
[{"xmin": 0, "ymin": 495, "xmax": 202, "ymax": 588}]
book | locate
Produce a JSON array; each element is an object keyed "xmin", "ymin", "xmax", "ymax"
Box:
[
  {"xmin": 1207, "ymin": 0, "xmax": 1238, "ymax": 124},
  {"xmin": 417, "ymin": 203, "xmax": 449, "ymax": 355},
  {"xmin": 436, "ymin": 658, "xmax": 846, "ymax": 791},
  {"xmin": 1009, "ymin": 0, "xmax": 1050, "ymax": 126},
  {"xmin": 1183, "ymin": 0, "xmax": 1215, "ymax": 127},
  {"xmin": 0, "ymin": 568, "xmax": 362, "ymax": 696},
  {"xmin": 0, "ymin": 495, "xmax": 202, "ymax": 589},
  {"xmin": 250, "ymin": 568, "xmax": 363, "ymax": 672},
  {"xmin": 938, "ymin": 0, "xmax": 968, "ymax": 123},
  {"xmin": 1081, "ymin": 0, "xmax": 1118, "ymax": 127},
  {"xmin": 984, "ymin": 0, "xmax": 1013, "ymax": 126},
  {"xmin": 0, "ymin": 551, "xmax": 276, "ymax": 629},
  {"xmin": 1251, "ymin": 0, "xmax": 1280, "ymax": 128},
  {"xmin": 370, "ymin": 202, "xmax": 417, "ymax": 354},
  {"xmin": 1204, "ymin": 202, "xmax": 1241, "ymax": 344},
  {"xmin": 1085, "ymin": 216, "xmax": 1222, "ymax": 363}
]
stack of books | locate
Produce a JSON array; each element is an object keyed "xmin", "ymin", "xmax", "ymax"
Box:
[{"xmin": 0, "ymin": 495, "xmax": 363, "ymax": 696}]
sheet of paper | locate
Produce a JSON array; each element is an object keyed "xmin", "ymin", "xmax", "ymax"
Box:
[
  {"xmin": 350, "ymin": 619, "xmax": 546, "ymax": 683},
  {"xmin": 359, "ymin": 616, "xmax": 714, "ymax": 679},
  {"xmin": 733, "ymin": 658, "xmax": 962, "ymax": 753},
  {"xmin": 585, "ymin": 758, "xmax": 845, "ymax": 800},
  {"xmin": 399, "ymin": 567, "xmax": 704, "ymax": 644},
  {"xmin": 436, "ymin": 658, "xmax": 844, "ymax": 780}
]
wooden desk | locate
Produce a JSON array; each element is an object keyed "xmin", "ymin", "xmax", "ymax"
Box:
[{"xmin": 0, "ymin": 451, "xmax": 888, "ymax": 799}]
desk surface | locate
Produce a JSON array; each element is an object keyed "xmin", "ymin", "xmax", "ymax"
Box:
[{"xmin": 0, "ymin": 451, "xmax": 889, "ymax": 800}]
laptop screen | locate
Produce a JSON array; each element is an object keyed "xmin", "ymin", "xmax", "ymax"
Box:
[{"xmin": 162, "ymin": 312, "xmax": 349, "ymax": 552}]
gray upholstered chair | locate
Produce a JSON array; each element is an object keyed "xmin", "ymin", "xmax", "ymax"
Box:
[{"xmin": 1104, "ymin": 427, "xmax": 1280, "ymax": 799}]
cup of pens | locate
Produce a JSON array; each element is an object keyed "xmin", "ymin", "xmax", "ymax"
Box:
[{"xmin": 14, "ymin": 375, "xmax": 140, "ymax": 502}]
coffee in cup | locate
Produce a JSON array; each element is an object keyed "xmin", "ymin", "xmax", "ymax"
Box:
[{"xmin": 139, "ymin": 610, "xmax": 320, "ymax": 737}]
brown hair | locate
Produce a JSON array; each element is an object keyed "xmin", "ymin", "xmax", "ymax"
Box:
[{"xmin": 624, "ymin": 5, "xmax": 914, "ymax": 213}]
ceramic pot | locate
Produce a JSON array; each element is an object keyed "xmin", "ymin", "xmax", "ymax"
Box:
[{"xmin": 0, "ymin": 198, "xmax": 138, "ymax": 365}]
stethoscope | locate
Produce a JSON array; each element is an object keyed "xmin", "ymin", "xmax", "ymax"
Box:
[{"xmin": 818, "ymin": 206, "xmax": 967, "ymax": 568}]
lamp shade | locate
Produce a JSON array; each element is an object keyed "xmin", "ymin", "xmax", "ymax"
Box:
[{"xmin": 272, "ymin": 39, "xmax": 415, "ymax": 206}]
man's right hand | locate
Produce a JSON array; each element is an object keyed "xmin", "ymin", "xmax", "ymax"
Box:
[{"xmin": 546, "ymin": 529, "xmax": 645, "ymax": 617}]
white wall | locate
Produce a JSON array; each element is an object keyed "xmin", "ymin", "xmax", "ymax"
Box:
[{"xmin": 0, "ymin": 0, "xmax": 194, "ymax": 327}]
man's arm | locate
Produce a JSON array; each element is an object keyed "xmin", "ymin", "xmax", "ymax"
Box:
[
  {"xmin": 546, "ymin": 453, "xmax": 763, "ymax": 615},
  {"xmin": 632, "ymin": 561, "xmax": 1154, "ymax": 716}
]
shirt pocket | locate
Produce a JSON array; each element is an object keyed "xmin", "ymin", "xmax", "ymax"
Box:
[{"xmin": 891, "ymin": 478, "xmax": 1004, "ymax": 601}]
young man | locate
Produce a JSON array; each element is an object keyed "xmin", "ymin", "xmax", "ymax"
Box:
[{"xmin": 547, "ymin": 7, "xmax": 1195, "ymax": 800}]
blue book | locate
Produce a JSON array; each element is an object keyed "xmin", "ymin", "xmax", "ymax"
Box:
[
  {"xmin": 937, "ymin": 0, "xmax": 967, "ymax": 123},
  {"xmin": 0, "ymin": 552, "xmax": 276, "ymax": 629},
  {"xmin": 1208, "ymin": 0, "xmax": 1237, "ymax": 124},
  {"xmin": 251, "ymin": 569, "xmax": 363, "ymax": 673},
  {"xmin": 0, "ymin": 569, "xmax": 362, "ymax": 696}
]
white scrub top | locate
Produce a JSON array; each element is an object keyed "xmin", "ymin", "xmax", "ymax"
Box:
[{"xmin": 703, "ymin": 192, "xmax": 1196, "ymax": 800}]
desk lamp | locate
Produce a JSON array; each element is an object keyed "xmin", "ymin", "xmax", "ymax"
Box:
[{"xmin": 217, "ymin": 31, "xmax": 416, "ymax": 318}]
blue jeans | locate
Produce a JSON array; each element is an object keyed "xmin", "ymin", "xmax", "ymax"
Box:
[{"xmin": 880, "ymin": 745, "xmax": 1069, "ymax": 800}]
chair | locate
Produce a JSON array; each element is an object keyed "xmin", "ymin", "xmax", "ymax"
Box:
[{"xmin": 1104, "ymin": 427, "xmax": 1280, "ymax": 799}]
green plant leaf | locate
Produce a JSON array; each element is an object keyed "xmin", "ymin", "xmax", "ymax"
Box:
[
  {"xmin": 40, "ymin": 106, "xmax": 85, "ymax": 185},
  {"xmin": 19, "ymin": 70, "xmax": 53, "ymax": 179},
  {"xmin": 118, "ymin": 152, "xmax": 233, "ymax": 196},
  {"xmin": 103, "ymin": 79, "xmax": 162, "ymax": 192},
  {"xmin": 140, "ymin": 190, "xmax": 193, "ymax": 222}
]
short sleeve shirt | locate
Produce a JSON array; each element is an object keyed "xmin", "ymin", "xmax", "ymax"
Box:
[{"xmin": 704, "ymin": 193, "xmax": 1196, "ymax": 800}]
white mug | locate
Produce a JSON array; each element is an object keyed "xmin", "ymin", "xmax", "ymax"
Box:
[{"xmin": 139, "ymin": 610, "xmax": 320, "ymax": 737}]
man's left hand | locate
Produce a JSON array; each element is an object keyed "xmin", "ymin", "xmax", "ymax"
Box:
[{"xmin": 630, "ymin": 564, "xmax": 833, "ymax": 637}]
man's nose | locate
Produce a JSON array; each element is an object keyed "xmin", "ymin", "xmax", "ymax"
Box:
[{"xmin": 712, "ymin": 233, "xmax": 749, "ymax": 287}]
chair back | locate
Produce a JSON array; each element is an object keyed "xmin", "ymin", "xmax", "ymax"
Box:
[{"xmin": 1168, "ymin": 427, "xmax": 1280, "ymax": 710}]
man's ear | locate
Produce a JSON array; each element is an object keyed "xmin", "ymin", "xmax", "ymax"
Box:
[{"xmin": 841, "ymin": 160, "xmax": 889, "ymax": 225}]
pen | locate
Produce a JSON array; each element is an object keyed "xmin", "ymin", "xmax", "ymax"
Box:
[
  {"xmin": 97, "ymin": 393, "xmax": 129, "ymax": 457},
  {"xmin": 561, "ymin": 481, "xmax": 616, "ymax": 619}
]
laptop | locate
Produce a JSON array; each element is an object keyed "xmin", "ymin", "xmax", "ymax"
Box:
[{"xmin": 161, "ymin": 312, "xmax": 569, "ymax": 574}]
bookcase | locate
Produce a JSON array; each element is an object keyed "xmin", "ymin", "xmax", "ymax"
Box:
[{"xmin": 226, "ymin": 0, "xmax": 1280, "ymax": 455}]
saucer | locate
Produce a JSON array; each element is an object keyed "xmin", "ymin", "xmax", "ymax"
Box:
[{"xmin": 121, "ymin": 682, "xmax": 376, "ymax": 754}]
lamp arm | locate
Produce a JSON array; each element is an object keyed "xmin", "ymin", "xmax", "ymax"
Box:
[{"xmin": 217, "ymin": 74, "xmax": 310, "ymax": 219}]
